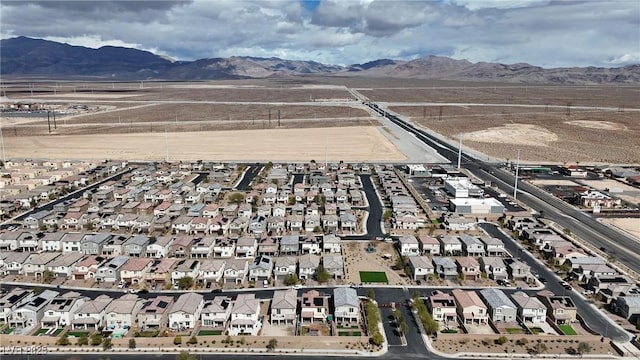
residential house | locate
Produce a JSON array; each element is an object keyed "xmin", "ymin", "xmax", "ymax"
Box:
[
  {"xmin": 146, "ymin": 258, "xmax": 176, "ymax": 286},
  {"xmin": 479, "ymin": 288, "xmax": 517, "ymax": 322},
  {"xmin": 223, "ymin": 259, "xmax": 248, "ymax": 284},
  {"xmin": 273, "ymin": 256, "xmax": 297, "ymax": 281},
  {"xmin": 333, "ymin": 287, "xmax": 359, "ymax": 326},
  {"xmin": 480, "ymin": 237, "xmax": 506, "ymax": 257},
  {"xmin": 213, "ymin": 238, "xmax": 236, "ymax": 258},
  {"xmin": 61, "ymin": 232, "xmax": 84, "ymax": 253},
  {"xmin": 201, "ymin": 296, "xmax": 232, "ymax": 329},
  {"xmin": 41, "ymin": 292, "xmax": 87, "ymax": 329},
  {"xmin": 248, "ymin": 255, "xmax": 273, "ymax": 282},
  {"xmin": 510, "ymin": 291, "xmax": 546, "ymax": 324},
  {"xmin": 300, "ymin": 290, "xmax": 330, "ymax": 324},
  {"xmin": 103, "ymin": 294, "xmax": 143, "ymax": 332},
  {"xmin": 190, "ymin": 236, "xmax": 215, "ymax": 258},
  {"xmin": 96, "ymin": 255, "xmax": 129, "ymax": 283},
  {"xmin": 47, "ymin": 252, "xmax": 85, "ymax": 279},
  {"xmin": 456, "ymin": 257, "xmax": 481, "ymax": 281},
  {"xmin": 236, "ymin": 236, "xmax": 258, "ymax": 258},
  {"xmin": 257, "ymin": 237, "xmax": 278, "ymax": 257},
  {"xmin": 451, "ymin": 289, "xmax": 488, "ymax": 324},
  {"xmin": 479, "ymin": 257, "xmax": 508, "ymax": 281},
  {"xmin": 145, "ymin": 236, "xmax": 174, "ymax": 258},
  {"xmin": 537, "ymin": 290, "xmax": 577, "ymax": 324},
  {"xmin": 8, "ymin": 289, "xmax": 59, "ymax": 330},
  {"xmin": 323, "ymin": 234, "xmax": 341, "ymax": 253},
  {"xmin": 323, "ymin": 255, "xmax": 344, "ymax": 279},
  {"xmin": 298, "ymin": 254, "xmax": 320, "ymax": 280},
  {"xmin": 419, "ymin": 235, "xmax": 441, "ymax": 255},
  {"xmin": 409, "ymin": 256, "xmax": 435, "ymax": 281},
  {"xmin": 168, "ymin": 293, "xmax": 204, "ymax": 330},
  {"xmin": 171, "ymin": 259, "xmax": 200, "ymax": 287},
  {"xmin": 614, "ymin": 295, "xmax": 640, "ymax": 323},
  {"xmin": 168, "ymin": 235, "xmax": 193, "ymax": 258},
  {"xmin": 399, "ymin": 235, "xmax": 420, "ymax": 256},
  {"xmin": 120, "ymin": 257, "xmax": 153, "ymax": 285},
  {"xmin": 72, "ymin": 255, "xmax": 103, "ymax": 280},
  {"xmin": 123, "ymin": 235, "xmax": 150, "ymax": 257},
  {"xmin": 458, "ymin": 235, "xmax": 486, "ymax": 257},
  {"xmin": 40, "ymin": 232, "xmax": 65, "ymax": 252},
  {"xmin": 2, "ymin": 252, "xmax": 30, "ymax": 275},
  {"xmin": 138, "ymin": 296, "xmax": 174, "ymax": 330},
  {"xmin": 71, "ymin": 295, "xmax": 112, "ymax": 330},
  {"xmin": 228, "ymin": 293, "xmax": 262, "ymax": 335},
  {"xmin": 439, "ymin": 236, "xmax": 462, "ymax": 256},
  {"xmin": 339, "ymin": 213, "xmax": 357, "ymax": 233},
  {"xmin": 0, "ymin": 287, "xmax": 33, "ymax": 323},
  {"xmin": 270, "ymin": 289, "xmax": 297, "ymax": 325},
  {"xmin": 428, "ymin": 290, "xmax": 457, "ymax": 323},
  {"xmin": 280, "ymin": 235, "xmax": 300, "ymax": 255},
  {"xmin": 199, "ymin": 259, "xmax": 226, "ymax": 287},
  {"xmin": 23, "ymin": 252, "xmax": 61, "ymax": 278},
  {"xmin": 301, "ymin": 235, "xmax": 322, "ymax": 255},
  {"xmin": 508, "ymin": 260, "xmax": 531, "ymax": 280},
  {"xmin": 433, "ymin": 257, "xmax": 458, "ymax": 280}
]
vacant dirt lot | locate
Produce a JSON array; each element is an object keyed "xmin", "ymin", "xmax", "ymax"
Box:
[
  {"xmin": 3, "ymin": 126, "xmax": 407, "ymax": 162},
  {"xmin": 602, "ymin": 218, "xmax": 640, "ymax": 240}
]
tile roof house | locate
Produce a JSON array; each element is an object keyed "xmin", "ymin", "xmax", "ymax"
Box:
[
  {"xmin": 145, "ymin": 236, "xmax": 174, "ymax": 258},
  {"xmin": 409, "ymin": 256, "xmax": 435, "ymax": 281},
  {"xmin": 169, "ymin": 293, "xmax": 204, "ymax": 330},
  {"xmin": 428, "ymin": 290, "xmax": 457, "ymax": 323},
  {"xmin": 333, "ymin": 287, "xmax": 359, "ymax": 326},
  {"xmin": 479, "ymin": 257, "xmax": 508, "ymax": 281},
  {"xmin": 270, "ymin": 289, "xmax": 297, "ymax": 325},
  {"xmin": 41, "ymin": 291, "xmax": 87, "ymax": 329},
  {"xmin": 0, "ymin": 287, "xmax": 33, "ymax": 323},
  {"xmin": 273, "ymin": 256, "xmax": 297, "ymax": 281},
  {"xmin": 236, "ymin": 236, "xmax": 258, "ymax": 258},
  {"xmin": 199, "ymin": 259, "xmax": 226, "ymax": 286},
  {"xmin": 47, "ymin": 251, "xmax": 85, "ymax": 279},
  {"xmin": 298, "ymin": 254, "xmax": 320, "ymax": 280},
  {"xmin": 96, "ymin": 255, "xmax": 129, "ymax": 283},
  {"xmin": 508, "ymin": 259, "xmax": 531, "ymax": 280},
  {"xmin": 479, "ymin": 288, "xmax": 517, "ymax": 322},
  {"xmin": 248, "ymin": 255, "xmax": 273, "ymax": 282},
  {"xmin": 120, "ymin": 257, "xmax": 154, "ymax": 285},
  {"xmin": 433, "ymin": 256, "xmax": 458, "ymax": 280},
  {"xmin": 300, "ymin": 289, "xmax": 330, "ymax": 324},
  {"xmin": 71, "ymin": 294, "xmax": 112, "ymax": 330},
  {"xmin": 223, "ymin": 259, "xmax": 249, "ymax": 284},
  {"xmin": 257, "ymin": 237, "xmax": 278, "ymax": 257},
  {"xmin": 456, "ymin": 256, "xmax": 481, "ymax": 281},
  {"xmin": 228, "ymin": 293, "xmax": 262, "ymax": 335},
  {"xmin": 479, "ymin": 236, "xmax": 506, "ymax": 257},
  {"xmin": 138, "ymin": 296, "xmax": 174, "ymax": 330},
  {"xmin": 171, "ymin": 259, "xmax": 200, "ymax": 286},
  {"xmin": 103, "ymin": 293, "xmax": 143, "ymax": 332},
  {"xmin": 323, "ymin": 234, "xmax": 341, "ymax": 253},
  {"xmin": 323, "ymin": 255, "xmax": 344, "ymax": 279},
  {"xmin": 458, "ymin": 235, "xmax": 486, "ymax": 257},
  {"xmin": 451, "ymin": 289, "xmax": 488, "ymax": 325},
  {"xmin": 536, "ymin": 290, "xmax": 577, "ymax": 324},
  {"xmin": 399, "ymin": 235, "xmax": 420, "ymax": 256},
  {"xmin": 280, "ymin": 235, "xmax": 300, "ymax": 255},
  {"xmin": 510, "ymin": 291, "xmax": 546, "ymax": 324},
  {"xmin": 439, "ymin": 235, "xmax": 462, "ymax": 256},
  {"xmin": 201, "ymin": 296, "xmax": 232, "ymax": 329},
  {"xmin": 419, "ymin": 235, "xmax": 441, "ymax": 255}
]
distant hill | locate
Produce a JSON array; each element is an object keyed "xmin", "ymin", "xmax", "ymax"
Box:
[{"xmin": 1, "ymin": 36, "xmax": 638, "ymax": 84}]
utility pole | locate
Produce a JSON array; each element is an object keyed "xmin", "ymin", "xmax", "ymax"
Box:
[
  {"xmin": 47, "ymin": 111, "xmax": 51, "ymax": 133},
  {"xmin": 513, "ymin": 149, "xmax": 521, "ymax": 200},
  {"xmin": 277, "ymin": 110, "xmax": 281, "ymax": 127},
  {"xmin": 457, "ymin": 135, "xmax": 462, "ymax": 170},
  {"xmin": 0, "ymin": 118, "xmax": 6, "ymax": 164},
  {"xmin": 165, "ymin": 128, "xmax": 169, "ymax": 163}
]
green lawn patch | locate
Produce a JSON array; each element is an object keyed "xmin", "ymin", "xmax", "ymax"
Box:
[
  {"xmin": 530, "ymin": 327, "xmax": 543, "ymax": 335},
  {"xmin": 3, "ymin": 327, "xmax": 14, "ymax": 334},
  {"xmin": 197, "ymin": 330, "xmax": 223, "ymax": 336},
  {"xmin": 53, "ymin": 328, "xmax": 64, "ymax": 335},
  {"xmin": 66, "ymin": 331, "xmax": 89, "ymax": 337},
  {"xmin": 440, "ymin": 329, "xmax": 458, "ymax": 334},
  {"xmin": 506, "ymin": 328, "xmax": 524, "ymax": 334},
  {"xmin": 337, "ymin": 325, "xmax": 359, "ymax": 329},
  {"xmin": 135, "ymin": 330, "xmax": 159, "ymax": 337},
  {"xmin": 559, "ymin": 324, "xmax": 577, "ymax": 335},
  {"xmin": 338, "ymin": 331, "xmax": 362, "ymax": 336},
  {"xmin": 359, "ymin": 271, "xmax": 388, "ymax": 284},
  {"xmin": 34, "ymin": 328, "xmax": 48, "ymax": 336}
]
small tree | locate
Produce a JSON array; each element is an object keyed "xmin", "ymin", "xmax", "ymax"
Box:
[
  {"xmin": 90, "ymin": 332, "xmax": 102, "ymax": 346},
  {"xmin": 533, "ymin": 342, "xmax": 547, "ymax": 355},
  {"xmin": 314, "ymin": 264, "xmax": 330, "ymax": 283},
  {"xmin": 496, "ymin": 336, "xmax": 508, "ymax": 345},
  {"xmin": 76, "ymin": 335, "xmax": 89, "ymax": 346},
  {"xmin": 42, "ymin": 270, "xmax": 55, "ymax": 284},
  {"xmin": 577, "ymin": 342, "xmax": 592, "ymax": 356},
  {"xmin": 283, "ymin": 273, "xmax": 299, "ymax": 286},
  {"xmin": 382, "ymin": 209, "xmax": 392, "ymax": 221},
  {"xmin": 188, "ymin": 335, "xmax": 198, "ymax": 345},
  {"xmin": 366, "ymin": 289, "xmax": 376, "ymax": 300},
  {"xmin": 177, "ymin": 276, "xmax": 194, "ymax": 290},
  {"xmin": 516, "ymin": 338, "xmax": 528, "ymax": 346},
  {"xmin": 174, "ymin": 335, "xmax": 183, "ymax": 346},
  {"xmin": 57, "ymin": 334, "xmax": 70, "ymax": 346},
  {"xmin": 399, "ymin": 320, "xmax": 409, "ymax": 335},
  {"xmin": 267, "ymin": 338, "xmax": 278, "ymax": 351},
  {"xmin": 102, "ymin": 337, "xmax": 113, "ymax": 351},
  {"xmin": 128, "ymin": 338, "xmax": 136, "ymax": 349},
  {"xmin": 370, "ymin": 332, "xmax": 384, "ymax": 346}
]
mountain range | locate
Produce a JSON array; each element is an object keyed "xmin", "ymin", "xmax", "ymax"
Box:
[{"xmin": 1, "ymin": 36, "xmax": 638, "ymax": 84}]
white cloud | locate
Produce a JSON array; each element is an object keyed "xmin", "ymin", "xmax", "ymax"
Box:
[{"xmin": 608, "ymin": 53, "xmax": 640, "ymax": 65}]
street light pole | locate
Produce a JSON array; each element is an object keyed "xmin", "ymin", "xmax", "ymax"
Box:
[{"xmin": 513, "ymin": 149, "xmax": 520, "ymax": 200}]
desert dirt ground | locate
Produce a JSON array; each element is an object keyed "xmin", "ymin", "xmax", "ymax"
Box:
[
  {"xmin": 2, "ymin": 126, "xmax": 407, "ymax": 162},
  {"xmin": 341, "ymin": 241, "xmax": 409, "ymax": 286},
  {"xmin": 602, "ymin": 218, "xmax": 640, "ymax": 240},
  {"xmin": 432, "ymin": 333, "xmax": 616, "ymax": 355}
]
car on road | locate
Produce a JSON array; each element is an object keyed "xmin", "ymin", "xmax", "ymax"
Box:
[
  {"xmin": 538, "ymin": 277, "xmax": 547, "ymax": 283},
  {"xmin": 582, "ymin": 290, "xmax": 594, "ymax": 296},
  {"xmin": 211, "ymin": 288, "xmax": 223, "ymax": 293},
  {"xmin": 560, "ymin": 281, "xmax": 572, "ymax": 290},
  {"xmin": 292, "ymin": 284, "xmax": 302, "ymax": 290}
]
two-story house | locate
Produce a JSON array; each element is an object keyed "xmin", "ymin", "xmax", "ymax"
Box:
[
  {"xmin": 168, "ymin": 293, "xmax": 204, "ymax": 330},
  {"xmin": 228, "ymin": 293, "xmax": 261, "ymax": 335},
  {"xmin": 270, "ymin": 289, "xmax": 297, "ymax": 325},
  {"xmin": 138, "ymin": 296, "xmax": 174, "ymax": 330},
  {"xmin": 333, "ymin": 287, "xmax": 359, "ymax": 326}
]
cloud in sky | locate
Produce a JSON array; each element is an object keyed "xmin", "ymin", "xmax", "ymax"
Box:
[{"xmin": 0, "ymin": 0, "xmax": 638, "ymax": 68}]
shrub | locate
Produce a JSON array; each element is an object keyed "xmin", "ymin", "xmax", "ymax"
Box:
[
  {"xmin": 174, "ymin": 335, "xmax": 183, "ymax": 345},
  {"xmin": 496, "ymin": 336, "xmax": 508, "ymax": 345},
  {"xmin": 188, "ymin": 336, "xmax": 198, "ymax": 345},
  {"xmin": 56, "ymin": 335, "xmax": 70, "ymax": 346},
  {"xmin": 128, "ymin": 338, "xmax": 136, "ymax": 349}
]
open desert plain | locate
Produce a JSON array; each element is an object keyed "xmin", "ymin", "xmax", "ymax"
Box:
[{"xmin": 1, "ymin": 77, "xmax": 638, "ymax": 165}]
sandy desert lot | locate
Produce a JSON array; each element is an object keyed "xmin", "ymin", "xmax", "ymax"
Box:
[
  {"xmin": 602, "ymin": 218, "xmax": 640, "ymax": 240},
  {"xmin": 3, "ymin": 126, "xmax": 407, "ymax": 162}
]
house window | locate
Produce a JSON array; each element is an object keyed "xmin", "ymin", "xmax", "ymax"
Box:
[{"xmin": 349, "ymin": 308, "xmax": 354, "ymax": 313}]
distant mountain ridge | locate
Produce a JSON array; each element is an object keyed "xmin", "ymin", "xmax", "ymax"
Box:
[{"xmin": 1, "ymin": 36, "xmax": 638, "ymax": 84}]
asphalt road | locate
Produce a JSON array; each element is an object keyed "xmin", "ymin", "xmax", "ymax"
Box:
[
  {"xmin": 342, "ymin": 174, "xmax": 384, "ymax": 240},
  {"xmin": 233, "ymin": 164, "xmax": 262, "ymax": 190},
  {"xmin": 479, "ymin": 223, "xmax": 631, "ymax": 342}
]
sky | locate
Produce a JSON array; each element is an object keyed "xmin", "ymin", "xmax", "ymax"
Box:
[{"xmin": 1, "ymin": 0, "xmax": 639, "ymax": 68}]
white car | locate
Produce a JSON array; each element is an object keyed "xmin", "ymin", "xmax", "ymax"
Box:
[{"xmin": 292, "ymin": 284, "xmax": 302, "ymax": 290}]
